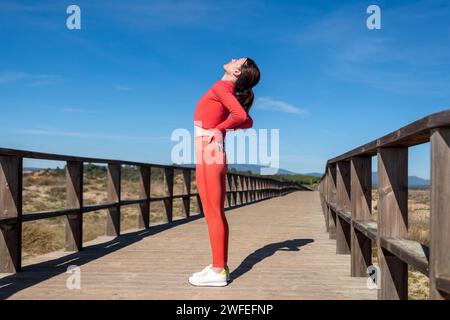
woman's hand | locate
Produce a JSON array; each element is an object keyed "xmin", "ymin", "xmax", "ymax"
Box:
[{"xmin": 208, "ymin": 128, "xmax": 224, "ymax": 145}]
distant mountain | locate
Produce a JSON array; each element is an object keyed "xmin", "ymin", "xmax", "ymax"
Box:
[
  {"xmin": 302, "ymin": 172, "xmax": 324, "ymax": 178},
  {"xmin": 371, "ymin": 172, "xmax": 429, "ymax": 188},
  {"xmin": 178, "ymin": 163, "xmax": 312, "ymax": 176},
  {"xmin": 227, "ymin": 164, "xmax": 299, "ymax": 175}
]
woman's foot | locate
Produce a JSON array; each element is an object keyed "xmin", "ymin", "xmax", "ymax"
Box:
[
  {"xmin": 188, "ymin": 265, "xmax": 228, "ymax": 287},
  {"xmin": 191, "ymin": 264, "xmax": 230, "ymax": 282}
]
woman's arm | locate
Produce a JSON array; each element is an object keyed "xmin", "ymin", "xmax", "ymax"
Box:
[
  {"xmin": 234, "ymin": 114, "xmax": 253, "ymax": 129},
  {"xmin": 211, "ymin": 81, "xmax": 248, "ymax": 133}
]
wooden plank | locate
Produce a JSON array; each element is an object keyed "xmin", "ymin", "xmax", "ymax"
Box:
[
  {"xmin": 0, "ymin": 155, "xmax": 22, "ymax": 273},
  {"xmin": 106, "ymin": 164, "xmax": 121, "ymax": 236},
  {"xmin": 0, "ymin": 147, "xmax": 195, "ymax": 170},
  {"xmin": 377, "ymin": 147, "xmax": 408, "ymax": 300},
  {"xmin": 336, "ymin": 209, "xmax": 351, "ymax": 224},
  {"xmin": 138, "ymin": 166, "xmax": 150, "ymax": 229},
  {"xmin": 0, "ymin": 191, "xmax": 375, "ymax": 300},
  {"xmin": 429, "ymin": 128, "xmax": 450, "ymax": 300},
  {"xmin": 352, "ymin": 220, "xmax": 377, "ymax": 241},
  {"xmin": 336, "ymin": 161, "xmax": 351, "ymax": 254},
  {"xmin": 21, "ymin": 208, "xmax": 79, "ymax": 222},
  {"xmin": 121, "ymin": 198, "xmax": 147, "ymax": 205},
  {"xmin": 350, "ymin": 156, "xmax": 372, "ymax": 277},
  {"xmin": 380, "ymin": 237, "xmax": 429, "ymax": 275},
  {"xmin": 83, "ymin": 202, "xmax": 117, "ymax": 212},
  {"xmin": 65, "ymin": 161, "xmax": 83, "ymax": 251}
]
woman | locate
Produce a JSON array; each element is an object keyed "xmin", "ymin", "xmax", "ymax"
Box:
[{"xmin": 189, "ymin": 57, "xmax": 260, "ymax": 286}]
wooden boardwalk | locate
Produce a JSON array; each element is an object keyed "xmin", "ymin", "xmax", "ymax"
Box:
[{"xmin": 0, "ymin": 191, "xmax": 376, "ymax": 300}]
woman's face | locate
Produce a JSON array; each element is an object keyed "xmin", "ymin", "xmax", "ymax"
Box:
[{"xmin": 223, "ymin": 58, "xmax": 247, "ymax": 78}]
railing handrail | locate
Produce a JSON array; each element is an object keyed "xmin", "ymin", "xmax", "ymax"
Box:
[
  {"xmin": 0, "ymin": 146, "xmax": 302, "ymax": 184},
  {"xmin": 0, "ymin": 145, "xmax": 306, "ymax": 274},
  {"xmin": 318, "ymin": 109, "xmax": 450, "ymax": 300}
]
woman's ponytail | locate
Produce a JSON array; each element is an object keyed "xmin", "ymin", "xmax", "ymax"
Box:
[{"xmin": 235, "ymin": 58, "xmax": 260, "ymax": 113}]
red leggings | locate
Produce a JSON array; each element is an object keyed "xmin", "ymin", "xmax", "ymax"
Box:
[{"xmin": 194, "ymin": 135, "xmax": 228, "ymax": 268}]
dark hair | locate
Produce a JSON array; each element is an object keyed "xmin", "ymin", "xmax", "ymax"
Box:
[{"xmin": 235, "ymin": 58, "xmax": 260, "ymax": 113}]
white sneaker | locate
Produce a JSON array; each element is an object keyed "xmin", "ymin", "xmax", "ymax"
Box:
[
  {"xmin": 191, "ymin": 264, "xmax": 213, "ymax": 278},
  {"xmin": 191, "ymin": 264, "xmax": 231, "ymax": 282},
  {"xmin": 189, "ymin": 265, "xmax": 228, "ymax": 287}
]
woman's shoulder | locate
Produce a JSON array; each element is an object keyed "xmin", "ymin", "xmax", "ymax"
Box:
[{"xmin": 211, "ymin": 80, "xmax": 235, "ymax": 94}]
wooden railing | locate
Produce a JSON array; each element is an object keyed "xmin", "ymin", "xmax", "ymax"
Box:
[
  {"xmin": 0, "ymin": 147, "xmax": 305, "ymax": 274},
  {"xmin": 318, "ymin": 110, "xmax": 450, "ymax": 300}
]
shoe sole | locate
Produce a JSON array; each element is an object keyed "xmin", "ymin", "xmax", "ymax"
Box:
[
  {"xmin": 191, "ymin": 276, "xmax": 231, "ymax": 282},
  {"xmin": 188, "ymin": 278, "xmax": 228, "ymax": 287},
  {"xmin": 190, "ymin": 273, "xmax": 230, "ymax": 282}
]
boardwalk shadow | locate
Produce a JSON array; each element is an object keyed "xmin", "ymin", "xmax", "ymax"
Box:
[{"xmin": 229, "ymin": 238, "xmax": 314, "ymax": 282}]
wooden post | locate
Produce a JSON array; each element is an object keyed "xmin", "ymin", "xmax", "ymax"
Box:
[
  {"xmin": 225, "ymin": 174, "xmax": 232, "ymax": 208},
  {"xmin": 138, "ymin": 166, "xmax": 150, "ymax": 229},
  {"xmin": 249, "ymin": 177, "xmax": 254, "ymax": 202},
  {"xmin": 0, "ymin": 155, "xmax": 22, "ymax": 273},
  {"xmin": 429, "ymin": 128, "xmax": 450, "ymax": 299},
  {"xmin": 164, "ymin": 167, "xmax": 174, "ymax": 222},
  {"xmin": 182, "ymin": 169, "xmax": 191, "ymax": 217},
  {"xmin": 259, "ymin": 179, "xmax": 262, "ymax": 200},
  {"xmin": 327, "ymin": 164, "xmax": 337, "ymax": 239},
  {"xmin": 197, "ymin": 194, "xmax": 204, "ymax": 216},
  {"xmin": 323, "ymin": 173, "xmax": 329, "ymax": 231},
  {"xmin": 242, "ymin": 176, "xmax": 246, "ymax": 203},
  {"xmin": 350, "ymin": 156, "xmax": 372, "ymax": 277},
  {"xmin": 234, "ymin": 175, "xmax": 239, "ymax": 205},
  {"xmin": 377, "ymin": 147, "xmax": 408, "ymax": 300},
  {"xmin": 336, "ymin": 161, "xmax": 351, "ymax": 254},
  {"xmin": 106, "ymin": 163, "xmax": 121, "ymax": 237},
  {"xmin": 248, "ymin": 177, "xmax": 252, "ymax": 202},
  {"xmin": 237, "ymin": 175, "xmax": 242, "ymax": 205},
  {"xmin": 65, "ymin": 161, "xmax": 83, "ymax": 251}
]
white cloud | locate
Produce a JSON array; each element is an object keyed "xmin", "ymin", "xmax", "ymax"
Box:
[
  {"xmin": 254, "ymin": 97, "xmax": 310, "ymax": 116},
  {"xmin": 114, "ymin": 85, "xmax": 132, "ymax": 91}
]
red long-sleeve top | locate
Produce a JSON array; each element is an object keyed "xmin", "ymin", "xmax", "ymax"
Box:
[{"xmin": 193, "ymin": 80, "xmax": 253, "ymax": 137}]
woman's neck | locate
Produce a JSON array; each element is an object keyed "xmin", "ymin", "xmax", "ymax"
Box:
[{"xmin": 221, "ymin": 73, "xmax": 237, "ymax": 82}]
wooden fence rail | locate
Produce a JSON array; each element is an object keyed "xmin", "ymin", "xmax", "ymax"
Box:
[
  {"xmin": 318, "ymin": 109, "xmax": 450, "ymax": 300},
  {"xmin": 0, "ymin": 147, "xmax": 305, "ymax": 274}
]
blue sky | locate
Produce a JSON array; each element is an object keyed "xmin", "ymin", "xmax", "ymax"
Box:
[{"xmin": 1, "ymin": 0, "xmax": 449, "ymax": 178}]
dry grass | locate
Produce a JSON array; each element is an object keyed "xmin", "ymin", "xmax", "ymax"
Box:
[
  {"xmin": 21, "ymin": 166, "xmax": 200, "ymax": 260},
  {"xmin": 371, "ymin": 188, "xmax": 430, "ymax": 299}
]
